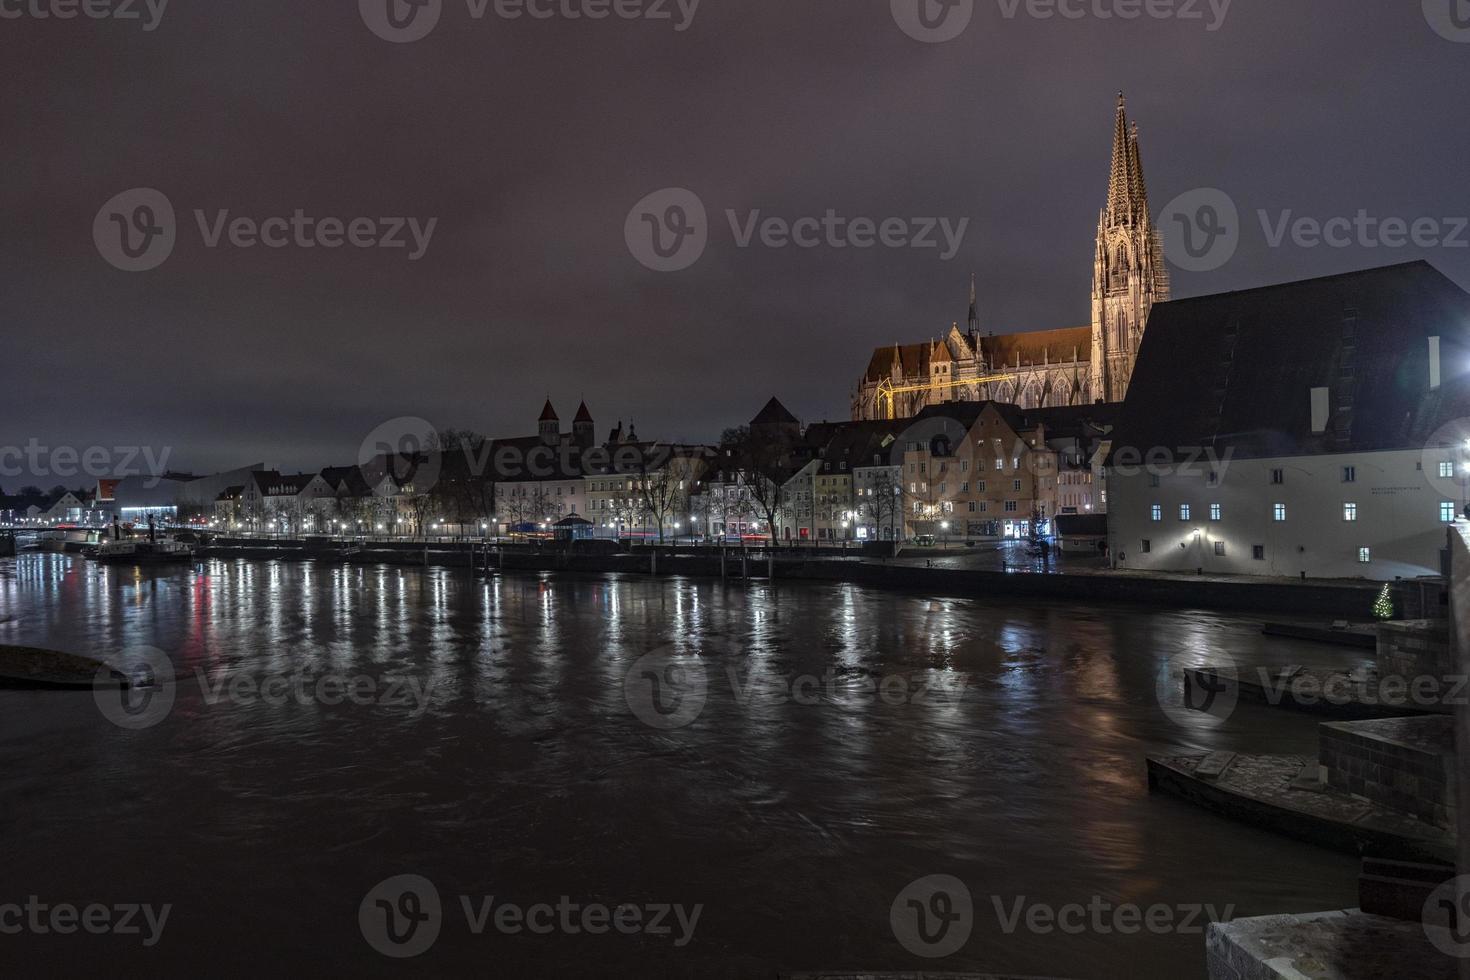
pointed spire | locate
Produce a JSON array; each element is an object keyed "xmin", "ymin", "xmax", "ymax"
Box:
[
  {"xmin": 573, "ymin": 400, "xmax": 593, "ymax": 424},
  {"xmin": 1105, "ymin": 92, "xmax": 1137, "ymax": 225},
  {"xmin": 538, "ymin": 398, "xmax": 558, "ymax": 422},
  {"xmin": 967, "ymin": 273, "xmax": 978, "ymax": 335}
]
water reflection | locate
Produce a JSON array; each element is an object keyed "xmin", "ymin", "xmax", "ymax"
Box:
[{"xmin": 0, "ymin": 555, "xmax": 1364, "ymax": 978}]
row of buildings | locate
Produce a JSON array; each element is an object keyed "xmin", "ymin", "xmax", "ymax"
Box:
[{"xmin": 8, "ymin": 257, "xmax": 1467, "ymax": 581}]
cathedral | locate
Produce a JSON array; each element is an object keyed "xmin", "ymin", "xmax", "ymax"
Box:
[{"xmin": 852, "ymin": 94, "xmax": 1170, "ymax": 421}]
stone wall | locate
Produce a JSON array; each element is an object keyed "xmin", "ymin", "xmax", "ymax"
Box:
[
  {"xmin": 1379, "ymin": 619, "xmax": 1456, "ymax": 683},
  {"xmin": 1319, "ymin": 716, "xmax": 1458, "ymax": 832},
  {"xmin": 1449, "ymin": 524, "xmax": 1470, "ymax": 980}
]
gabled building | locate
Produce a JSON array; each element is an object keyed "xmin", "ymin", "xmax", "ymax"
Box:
[{"xmin": 1106, "ymin": 260, "xmax": 1470, "ymax": 579}]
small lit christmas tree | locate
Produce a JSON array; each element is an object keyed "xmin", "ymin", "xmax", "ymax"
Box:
[{"xmin": 1372, "ymin": 584, "xmax": 1394, "ymax": 621}]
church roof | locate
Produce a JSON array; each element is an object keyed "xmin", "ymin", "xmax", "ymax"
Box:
[
  {"xmin": 573, "ymin": 401, "xmax": 593, "ymax": 423},
  {"xmin": 862, "ymin": 340, "xmax": 953, "ymax": 383},
  {"xmin": 979, "ymin": 326, "xmax": 1091, "ymax": 368},
  {"xmin": 538, "ymin": 399, "xmax": 558, "ymax": 422},
  {"xmin": 1110, "ymin": 261, "xmax": 1470, "ymax": 463}
]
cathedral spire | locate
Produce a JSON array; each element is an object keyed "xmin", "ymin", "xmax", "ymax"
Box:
[
  {"xmin": 1106, "ymin": 92, "xmax": 1140, "ymax": 226},
  {"xmin": 967, "ymin": 273, "xmax": 978, "ymax": 335}
]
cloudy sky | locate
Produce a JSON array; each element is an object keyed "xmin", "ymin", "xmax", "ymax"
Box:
[{"xmin": 3, "ymin": 0, "xmax": 1468, "ymax": 481}]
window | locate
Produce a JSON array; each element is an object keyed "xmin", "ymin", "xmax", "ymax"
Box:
[
  {"xmin": 1252, "ymin": 545, "xmax": 1265, "ymax": 561},
  {"xmin": 995, "ymin": 459, "xmax": 1003, "ymax": 471},
  {"xmin": 1207, "ymin": 471, "xmax": 1219, "ymax": 487},
  {"xmin": 1343, "ymin": 502, "xmax": 1357, "ymax": 522},
  {"xmin": 961, "ymin": 482, "xmax": 969, "ymax": 493},
  {"xmin": 1150, "ymin": 504, "xmax": 1162, "ymax": 522},
  {"xmin": 1209, "ymin": 503, "xmax": 1221, "ymax": 521},
  {"xmin": 1343, "ymin": 466, "xmax": 1356, "ymax": 483},
  {"xmin": 1148, "ymin": 473, "xmax": 1160, "ymax": 488},
  {"xmin": 1358, "ymin": 547, "xmax": 1371, "ymax": 564},
  {"xmin": 1270, "ymin": 469, "xmax": 1284, "ymax": 485},
  {"xmin": 967, "ymin": 501, "xmax": 976, "ymax": 513},
  {"xmin": 979, "ymin": 502, "xmax": 988, "ymax": 513},
  {"xmin": 1012, "ymin": 480, "xmax": 1022, "ymax": 492},
  {"xmin": 1440, "ymin": 461, "xmax": 1455, "ymax": 479},
  {"xmin": 1004, "ymin": 501, "xmax": 1018, "ymax": 513},
  {"xmin": 1214, "ymin": 541, "xmax": 1226, "ymax": 556},
  {"xmin": 978, "ymin": 481, "xmax": 986, "ymax": 492},
  {"xmin": 1442, "ymin": 501, "xmax": 1457, "ymax": 523},
  {"xmin": 1273, "ymin": 503, "xmax": 1287, "ymax": 522},
  {"xmin": 1179, "ymin": 504, "xmax": 1191, "ymax": 521},
  {"xmin": 1141, "ymin": 539, "xmax": 1151, "ymax": 553}
]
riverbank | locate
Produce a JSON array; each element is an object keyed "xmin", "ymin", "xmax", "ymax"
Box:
[{"xmin": 174, "ymin": 541, "xmax": 1430, "ymax": 618}]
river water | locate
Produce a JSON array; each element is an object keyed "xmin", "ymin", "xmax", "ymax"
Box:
[{"xmin": 0, "ymin": 553, "xmax": 1366, "ymax": 978}]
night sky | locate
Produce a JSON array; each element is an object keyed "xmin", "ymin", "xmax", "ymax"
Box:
[{"xmin": 3, "ymin": 0, "xmax": 1468, "ymax": 480}]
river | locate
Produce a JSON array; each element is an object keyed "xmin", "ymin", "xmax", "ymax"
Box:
[{"xmin": 0, "ymin": 553, "xmax": 1365, "ymax": 978}]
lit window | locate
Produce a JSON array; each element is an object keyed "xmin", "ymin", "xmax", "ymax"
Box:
[
  {"xmin": 1179, "ymin": 504, "xmax": 1191, "ymax": 521},
  {"xmin": 1358, "ymin": 547, "xmax": 1371, "ymax": 564},
  {"xmin": 1441, "ymin": 501, "xmax": 1457, "ymax": 523},
  {"xmin": 1150, "ymin": 504, "xmax": 1162, "ymax": 522},
  {"xmin": 1273, "ymin": 503, "xmax": 1287, "ymax": 522},
  {"xmin": 1344, "ymin": 502, "xmax": 1358, "ymax": 522},
  {"xmin": 1440, "ymin": 461, "xmax": 1454, "ymax": 479},
  {"xmin": 1209, "ymin": 503, "xmax": 1221, "ymax": 521}
]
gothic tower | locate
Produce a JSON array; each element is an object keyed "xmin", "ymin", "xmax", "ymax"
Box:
[{"xmin": 1090, "ymin": 93, "xmax": 1169, "ymax": 403}]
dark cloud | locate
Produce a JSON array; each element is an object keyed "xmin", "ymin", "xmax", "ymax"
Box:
[{"xmin": 2, "ymin": 0, "xmax": 1467, "ymax": 479}]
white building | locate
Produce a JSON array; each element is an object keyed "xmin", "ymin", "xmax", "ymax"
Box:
[{"xmin": 1107, "ymin": 261, "xmax": 1470, "ymax": 580}]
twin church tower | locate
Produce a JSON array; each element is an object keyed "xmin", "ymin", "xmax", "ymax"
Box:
[{"xmin": 853, "ymin": 94, "xmax": 1170, "ymax": 420}]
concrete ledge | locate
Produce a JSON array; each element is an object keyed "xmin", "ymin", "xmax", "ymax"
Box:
[{"xmin": 1207, "ymin": 910, "xmax": 1455, "ymax": 980}]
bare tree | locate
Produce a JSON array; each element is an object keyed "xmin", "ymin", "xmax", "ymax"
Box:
[{"xmin": 719, "ymin": 426, "xmax": 797, "ymax": 549}]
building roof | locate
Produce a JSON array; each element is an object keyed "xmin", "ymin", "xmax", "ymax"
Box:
[
  {"xmin": 573, "ymin": 401, "xmax": 594, "ymax": 423},
  {"xmin": 978, "ymin": 325, "xmax": 1092, "ymax": 369},
  {"xmin": 862, "ymin": 340, "xmax": 955, "ymax": 383},
  {"xmin": 1110, "ymin": 261, "xmax": 1470, "ymax": 462},
  {"xmin": 751, "ymin": 397, "xmax": 798, "ymax": 427},
  {"xmin": 539, "ymin": 399, "xmax": 558, "ymax": 422}
]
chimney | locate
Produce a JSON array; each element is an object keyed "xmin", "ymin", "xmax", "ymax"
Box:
[
  {"xmin": 1310, "ymin": 387, "xmax": 1330, "ymax": 434},
  {"xmin": 1430, "ymin": 336, "xmax": 1442, "ymax": 391}
]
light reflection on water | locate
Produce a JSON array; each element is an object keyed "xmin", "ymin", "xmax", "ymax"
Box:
[{"xmin": 0, "ymin": 554, "xmax": 1364, "ymax": 979}]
